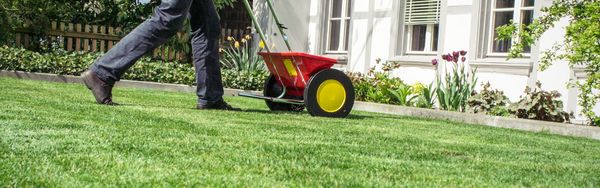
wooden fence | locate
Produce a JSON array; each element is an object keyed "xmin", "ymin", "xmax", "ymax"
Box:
[
  {"xmin": 15, "ymin": 22, "xmax": 120, "ymax": 52},
  {"xmin": 13, "ymin": 20, "xmax": 251, "ymax": 62}
]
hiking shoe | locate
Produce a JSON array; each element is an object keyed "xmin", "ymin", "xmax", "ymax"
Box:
[
  {"xmin": 197, "ymin": 99, "xmax": 241, "ymax": 111},
  {"xmin": 81, "ymin": 70, "xmax": 118, "ymax": 105}
]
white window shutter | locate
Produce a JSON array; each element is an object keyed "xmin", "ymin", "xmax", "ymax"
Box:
[{"xmin": 405, "ymin": 0, "xmax": 441, "ymax": 25}]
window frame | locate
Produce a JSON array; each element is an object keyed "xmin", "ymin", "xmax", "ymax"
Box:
[
  {"xmin": 398, "ymin": 0, "xmax": 441, "ymax": 56},
  {"xmin": 486, "ymin": 0, "xmax": 535, "ymax": 57},
  {"xmin": 405, "ymin": 23, "xmax": 439, "ymax": 55},
  {"xmin": 324, "ymin": 0, "xmax": 352, "ymax": 54}
]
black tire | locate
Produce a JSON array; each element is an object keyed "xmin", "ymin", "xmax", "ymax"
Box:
[
  {"xmin": 264, "ymin": 75, "xmax": 305, "ymax": 112},
  {"xmin": 304, "ymin": 69, "xmax": 354, "ymax": 118}
]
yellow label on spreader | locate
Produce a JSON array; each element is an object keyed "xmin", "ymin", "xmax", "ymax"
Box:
[{"xmin": 283, "ymin": 59, "xmax": 298, "ymax": 77}]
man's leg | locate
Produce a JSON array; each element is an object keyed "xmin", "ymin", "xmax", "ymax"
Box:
[
  {"xmin": 190, "ymin": 0, "xmax": 236, "ymax": 110},
  {"xmin": 92, "ymin": 0, "xmax": 192, "ymax": 84},
  {"xmin": 83, "ymin": 0, "xmax": 192, "ymax": 104}
]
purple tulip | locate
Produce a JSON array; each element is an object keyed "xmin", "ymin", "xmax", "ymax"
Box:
[
  {"xmin": 431, "ymin": 59, "xmax": 438, "ymax": 66},
  {"xmin": 441, "ymin": 54, "xmax": 448, "ymax": 61},
  {"xmin": 453, "ymin": 51, "xmax": 460, "ymax": 58},
  {"xmin": 460, "ymin": 50, "xmax": 467, "ymax": 56},
  {"xmin": 461, "ymin": 57, "xmax": 466, "ymax": 62},
  {"xmin": 446, "ymin": 53, "xmax": 453, "ymax": 61}
]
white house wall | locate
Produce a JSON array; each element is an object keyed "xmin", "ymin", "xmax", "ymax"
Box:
[
  {"xmin": 347, "ymin": 0, "xmax": 370, "ymax": 72},
  {"xmin": 253, "ymin": 0, "xmax": 310, "ymax": 52},
  {"xmin": 535, "ymin": 17, "xmax": 572, "ymax": 113},
  {"xmin": 350, "ymin": 0, "xmax": 396, "ymax": 73},
  {"xmin": 308, "ymin": 0, "xmax": 320, "ymax": 54}
]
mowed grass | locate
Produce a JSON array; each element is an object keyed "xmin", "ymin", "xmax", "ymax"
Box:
[{"xmin": 1, "ymin": 77, "xmax": 600, "ymax": 187}]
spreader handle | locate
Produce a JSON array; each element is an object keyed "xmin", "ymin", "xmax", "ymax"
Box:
[
  {"xmin": 241, "ymin": 0, "xmax": 272, "ymax": 53},
  {"xmin": 265, "ymin": 0, "xmax": 293, "ymax": 51}
]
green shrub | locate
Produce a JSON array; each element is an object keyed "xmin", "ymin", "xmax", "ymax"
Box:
[
  {"xmin": 348, "ymin": 59, "xmax": 438, "ymax": 107},
  {"xmin": 388, "ymin": 84, "xmax": 416, "ymax": 106},
  {"xmin": 221, "ymin": 69, "xmax": 268, "ymax": 91},
  {"xmin": 0, "ymin": 45, "xmax": 265, "ymax": 90},
  {"xmin": 467, "ymin": 82, "xmax": 511, "ymax": 117},
  {"xmin": 413, "ymin": 82, "xmax": 436, "ymax": 109},
  {"xmin": 0, "ymin": 46, "xmax": 93, "ymax": 75},
  {"xmin": 509, "ymin": 82, "xmax": 571, "ymax": 123},
  {"xmin": 347, "ymin": 59, "xmax": 406, "ymax": 104},
  {"xmin": 122, "ymin": 57, "xmax": 196, "ymax": 85}
]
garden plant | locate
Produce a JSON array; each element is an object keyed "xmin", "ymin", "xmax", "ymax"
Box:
[{"xmin": 433, "ymin": 51, "xmax": 477, "ymax": 112}]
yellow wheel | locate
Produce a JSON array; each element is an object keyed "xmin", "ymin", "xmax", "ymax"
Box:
[
  {"xmin": 316, "ymin": 80, "xmax": 347, "ymax": 113},
  {"xmin": 304, "ymin": 69, "xmax": 354, "ymax": 118}
]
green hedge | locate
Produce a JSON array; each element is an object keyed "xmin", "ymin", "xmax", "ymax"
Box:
[{"xmin": 0, "ymin": 46, "xmax": 266, "ymax": 90}]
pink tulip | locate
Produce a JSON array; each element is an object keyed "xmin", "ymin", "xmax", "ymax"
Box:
[
  {"xmin": 431, "ymin": 59, "xmax": 438, "ymax": 66},
  {"xmin": 461, "ymin": 57, "xmax": 466, "ymax": 62}
]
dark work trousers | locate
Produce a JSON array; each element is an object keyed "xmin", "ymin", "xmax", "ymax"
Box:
[{"xmin": 90, "ymin": 0, "xmax": 223, "ymax": 105}]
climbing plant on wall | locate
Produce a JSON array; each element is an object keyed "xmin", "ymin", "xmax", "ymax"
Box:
[{"xmin": 497, "ymin": 0, "xmax": 599, "ymax": 126}]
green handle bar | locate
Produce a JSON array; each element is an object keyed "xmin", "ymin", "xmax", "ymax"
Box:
[{"xmin": 240, "ymin": 0, "xmax": 293, "ymax": 52}]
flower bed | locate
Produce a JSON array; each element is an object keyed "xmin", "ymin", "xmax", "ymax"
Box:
[
  {"xmin": 347, "ymin": 50, "xmax": 573, "ymax": 124},
  {"xmin": 0, "ymin": 45, "xmax": 266, "ymax": 91}
]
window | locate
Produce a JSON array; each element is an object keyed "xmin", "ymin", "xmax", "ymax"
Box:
[
  {"xmin": 325, "ymin": 0, "xmax": 351, "ymax": 53},
  {"xmin": 404, "ymin": 0, "xmax": 441, "ymax": 54},
  {"xmin": 489, "ymin": 0, "xmax": 535, "ymax": 54}
]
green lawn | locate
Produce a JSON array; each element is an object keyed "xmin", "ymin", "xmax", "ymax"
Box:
[{"xmin": 1, "ymin": 77, "xmax": 600, "ymax": 187}]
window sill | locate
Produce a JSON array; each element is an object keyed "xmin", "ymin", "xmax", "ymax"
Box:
[
  {"xmin": 485, "ymin": 53, "xmax": 531, "ymax": 59},
  {"xmin": 322, "ymin": 54, "xmax": 348, "ymax": 64},
  {"xmin": 388, "ymin": 55, "xmax": 437, "ymax": 69},
  {"xmin": 470, "ymin": 58, "xmax": 533, "ymax": 76},
  {"xmin": 572, "ymin": 65, "xmax": 588, "ymax": 80},
  {"xmin": 405, "ymin": 51, "xmax": 437, "ymax": 56}
]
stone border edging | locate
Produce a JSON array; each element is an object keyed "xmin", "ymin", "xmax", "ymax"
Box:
[
  {"xmin": 353, "ymin": 102, "xmax": 600, "ymax": 140},
  {"xmin": 2, "ymin": 70, "xmax": 599, "ymax": 140}
]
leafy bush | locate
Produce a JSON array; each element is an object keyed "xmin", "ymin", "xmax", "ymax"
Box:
[
  {"xmin": 467, "ymin": 82, "xmax": 510, "ymax": 117},
  {"xmin": 433, "ymin": 51, "xmax": 477, "ymax": 112},
  {"xmin": 0, "ymin": 0, "xmax": 239, "ymax": 53},
  {"xmin": 0, "ymin": 46, "xmax": 93, "ymax": 75},
  {"xmin": 0, "ymin": 6, "xmax": 11, "ymax": 44},
  {"xmin": 347, "ymin": 59, "xmax": 406, "ymax": 104},
  {"xmin": 121, "ymin": 57, "xmax": 196, "ymax": 85},
  {"xmin": 348, "ymin": 60, "xmax": 437, "ymax": 108},
  {"xmin": 388, "ymin": 84, "xmax": 416, "ymax": 106},
  {"xmin": 221, "ymin": 69, "xmax": 268, "ymax": 91},
  {"xmin": 509, "ymin": 82, "xmax": 571, "ymax": 123},
  {"xmin": 413, "ymin": 82, "xmax": 436, "ymax": 109},
  {"xmin": 0, "ymin": 45, "xmax": 265, "ymax": 90}
]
